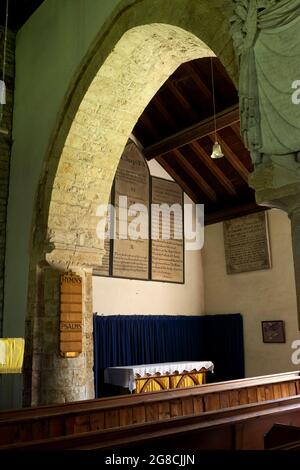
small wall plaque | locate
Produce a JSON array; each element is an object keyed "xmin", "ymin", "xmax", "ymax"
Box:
[
  {"xmin": 261, "ymin": 321, "xmax": 285, "ymax": 343},
  {"xmin": 60, "ymin": 271, "xmax": 82, "ymax": 357}
]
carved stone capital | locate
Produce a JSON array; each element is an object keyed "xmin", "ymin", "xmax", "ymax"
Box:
[
  {"xmin": 45, "ymin": 242, "xmax": 105, "ymax": 271},
  {"xmin": 249, "ymin": 155, "xmax": 300, "ymax": 215}
]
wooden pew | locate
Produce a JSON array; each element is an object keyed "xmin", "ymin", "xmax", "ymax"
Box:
[
  {"xmin": 264, "ymin": 423, "xmax": 300, "ymax": 449},
  {"xmin": 0, "ymin": 371, "xmax": 300, "ymax": 446},
  {"xmin": 2, "ymin": 395, "xmax": 300, "ymax": 450}
]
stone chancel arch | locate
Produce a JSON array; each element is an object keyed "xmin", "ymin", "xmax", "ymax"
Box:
[
  {"xmin": 2, "ymin": 0, "xmax": 237, "ymax": 408},
  {"xmin": 26, "ymin": 24, "xmax": 223, "ymax": 406},
  {"xmin": 47, "ymin": 24, "xmax": 214, "ymax": 267}
]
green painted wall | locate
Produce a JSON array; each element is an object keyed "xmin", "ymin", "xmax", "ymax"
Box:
[
  {"xmin": 4, "ymin": 0, "xmax": 122, "ymax": 338},
  {"xmin": 3, "ymin": 0, "xmax": 234, "ymax": 407}
]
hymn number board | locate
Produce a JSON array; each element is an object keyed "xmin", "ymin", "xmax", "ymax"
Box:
[{"xmin": 60, "ymin": 271, "xmax": 83, "ymax": 357}]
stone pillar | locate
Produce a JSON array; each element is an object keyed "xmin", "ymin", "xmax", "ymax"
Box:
[
  {"xmin": 290, "ymin": 206, "xmax": 300, "ymax": 325},
  {"xmin": 24, "ymin": 244, "xmax": 104, "ymax": 405},
  {"xmin": 249, "ymin": 158, "xmax": 300, "ymax": 329}
]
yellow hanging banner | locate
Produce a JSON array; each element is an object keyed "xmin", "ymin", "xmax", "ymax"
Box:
[{"xmin": 0, "ymin": 338, "xmax": 25, "ymax": 373}]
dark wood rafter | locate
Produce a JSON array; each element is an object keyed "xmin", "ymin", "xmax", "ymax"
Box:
[
  {"xmin": 208, "ymin": 133, "xmax": 249, "ymax": 183},
  {"xmin": 190, "ymin": 141, "xmax": 237, "ymax": 197},
  {"xmin": 166, "ymin": 80, "xmax": 199, "ymax": 121},
  {"xmin": 205, "ymin": 203, "xmax": 266, "ymax": 226},
  {"xmin": 185, "ymin": 62, "xmax": 212, "ymax": 101},
  {"xmin": 140, "ymin": 114, "xmax": 161, "ymax": 140},
  {"xmin": 133, "ymin": 57, "xmax": 260, "ymax": 224},
  {"xmin": 144, "ymin": 105, "xmax": 239, "ymax": 160},
  {"xmin": 172, "ymin": 149, "xmax": 217, "ymax": 202},
  {"xmin": 152, "ymin": 96, "xmax": 178, "ymax": 130},
  {"xmin": 230, "ymin": 121, "xmax": 241, "ymax": 139},
  {"xmin": 156, "ymin": 156, "xmax": 198, "ymax": 203}
]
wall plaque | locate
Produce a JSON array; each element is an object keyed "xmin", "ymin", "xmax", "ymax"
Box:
[
  {"xmin": 223, "ymin": 212, "xmax": 271, "ymax": 275},
  {"xmin": 151, "ymin": 177, "xmax": 184, "ymax": 283},
  {"xmin": 60, "ymin": 271, "xmax": 82, "ymax": 357},
  {"xmin": 94, "ymin": 195, "xmax": 112, "ymax": 277},
  {"xmin": 112, "ymin": 142, "xmax": 150, "ymax": 280}
]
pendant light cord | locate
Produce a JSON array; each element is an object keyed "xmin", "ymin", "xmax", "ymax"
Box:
[
  {"xmin": 210, "ymin": 57, "xmax": 217, "ymax": 142},
  {"xmin": 2, "ymin": 0, "xmax": 9, "ymax": 83}
]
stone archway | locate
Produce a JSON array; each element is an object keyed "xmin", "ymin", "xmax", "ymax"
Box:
[{"xmin": 24, "ymin": 12, "xmax": 237, "ymax": 405}]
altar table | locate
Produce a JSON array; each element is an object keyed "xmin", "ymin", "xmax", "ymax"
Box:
[{"xmin": 104, "ymin": 361, "xmax": 214, "ymax": 393}]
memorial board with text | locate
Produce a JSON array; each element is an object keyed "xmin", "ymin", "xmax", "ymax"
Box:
[
  {"xmin": 112, "ymin": 143, "xmax": 150, "ymax": 280},
  {"xmin": 93, "ymin": 142, "xmax": 185, "ymax": 283},
  {"xmin": 151, "ymin": 177, "xmax": 184, "ymax": 283},
  {"xmin": 223, "ymin": 212, "xmax": 271, "ymax": 274}
]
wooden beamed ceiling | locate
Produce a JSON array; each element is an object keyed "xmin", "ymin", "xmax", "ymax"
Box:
[{"xmin": 133, "ymin": 57, "xmax": 266, "ymax": 225}]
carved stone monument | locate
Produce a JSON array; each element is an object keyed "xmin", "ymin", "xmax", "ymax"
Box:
[{"xmin": 231, "ymin": 0, "xmax": 300, "ymax": 327}]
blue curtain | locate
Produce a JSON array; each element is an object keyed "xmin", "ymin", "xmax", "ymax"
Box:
[{"xmin": 93, "ymin": 314, "xmax": 244, "ymax": 397}]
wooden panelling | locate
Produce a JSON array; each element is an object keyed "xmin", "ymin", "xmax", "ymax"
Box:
[
  {"xmin": 105, "ymin": 410, "xmax": 120, "ymax": 429},
  {"xmin": 1, "ymin": 371, "xmax": 300, "ymax": 447},
  {"xmin": 158, "ymin": 402, "xmax": 171, "ymax": 420},
  {"xmin": 273, "ymin": 384, "xmax": 282, "ymax": 399},
  {"xmin": 181, "ymin": 396, "xmax": 194, "ymax": 416},
  {"xmin": 257, "ymin": 386, "xmax": 266, "ymax": 402},
  {"xmin": 220, "ymin": 391, "xmax": 230, "ymax": 409},
  {"xmin": 247, "ymin": 387, "xmax": 258, "ymax": 404},
  {"xmin": 229, "ymin": 390, "xmax": 240, "ymax": 407},
  {"xmin": 74, "ymin": 415, "xmax": 91, "ymax": 433},
  {"xmin": 119, "ymin": 408, "xmax": 133, "ymax": 426},
  {"xmin": 132, "ymin": 405, "xmax": 146, "ymax": 425},
  {"xmin": 4, "ymin": 399, "xmax": 300, "ymax": 450},
  {"xmin": 145, "ymin": 404, "xmax": 159, "ymax": 422},
  {"xmin": 204, "ymin": 393, "xmax": 221, "ymax": 411},
  {"xmin": 170, "ymin": 399, "xmax": 183, "ymax": 418}
]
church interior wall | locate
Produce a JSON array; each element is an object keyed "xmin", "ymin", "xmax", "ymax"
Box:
[
  {"xmin": 203, "ymin": 209, "xmax": 299, "ymax": 378},
  {"xmin": 2, "ymin": 0, "xmax": 235, "ymax": 408},
  {"xmin": 93, "ymin": 159, "xmax": 205, "ymax": 317}
]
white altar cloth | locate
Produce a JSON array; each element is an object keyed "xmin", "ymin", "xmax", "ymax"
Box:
[{"xmin": 104, "ymin": 361, "xmax": 214, "ymax": 392}]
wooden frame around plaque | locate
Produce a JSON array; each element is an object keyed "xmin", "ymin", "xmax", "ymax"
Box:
[{"xmin": 60, "ymin": 271, "xmax": 82, "ymax": 357}]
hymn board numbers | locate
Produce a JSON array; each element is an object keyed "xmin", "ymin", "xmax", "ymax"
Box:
[{"xmin": 60, "ymin": 271, "xmax": 83, "ymax": 357}]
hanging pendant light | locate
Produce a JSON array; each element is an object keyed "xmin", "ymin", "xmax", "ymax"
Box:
[{"xmin": 210, "ymin": 57, "xmax": 224, "ymax": 159}]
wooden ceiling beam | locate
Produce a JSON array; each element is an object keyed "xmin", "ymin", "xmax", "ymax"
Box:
[
  {"xmin": 208, "ymin": 133, "xmax": 249, "ymax": 183},
  {"xmin": 156, "ymin": 156, "xmax": 198, "ymax": 203},
  {"xmin": 173, "ymin": 149, "xmax": 217, "ymax": 202},
  {"xmin": 230, "ymin": 121, "xmax": 241, "ymax": 139},
  {"xmin": 185, "ymin": 62, "xmax": 212, "ymax": 101},
  {"xmin": 166, "ymin": 80, "xmax": 199, "ymax": 121},
  {"xmin": 205, "ymin": 202, "xmax": 267, "ymax": 226},
  {"xmin": 139, "ymin": 114, "xmax": 161, "ymax": 140},
  {"xmin": 144, "ymin": 104, "xmax": 239, "ymax": 160},
  {"xmin": 190, "ymin": 141, "xmax": 237, "ymax": 197},
  {"xmin": 152, "ymin": 96, "xmax": 178, "ymax": 130}
]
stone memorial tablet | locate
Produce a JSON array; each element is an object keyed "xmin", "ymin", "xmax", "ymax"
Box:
[
  {"xmin": 151, "ymin": 177, "xmax": 184, "ymax": 283},
  {"xmin": 112, "ymin": 143, "xmax": 150, "ymax": 280},
  {"xmin": 223, "ymin": 212, "xmax": 271, "ymax": 275}
]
